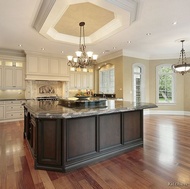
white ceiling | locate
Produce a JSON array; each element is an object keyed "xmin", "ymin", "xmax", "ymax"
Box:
[{"xmin": 1, "ymin": 0, "xmax": 190, "ymax": 61}]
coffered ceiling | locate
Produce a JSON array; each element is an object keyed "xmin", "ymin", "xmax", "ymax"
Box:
[{"xmin": 0, "ymin": 0, "xmax": 190, "ymax": 61}]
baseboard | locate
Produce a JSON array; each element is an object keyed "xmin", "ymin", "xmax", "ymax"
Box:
[{"xmin": 144, "ymin": 109, "xmax": 190, "ymax": 116}]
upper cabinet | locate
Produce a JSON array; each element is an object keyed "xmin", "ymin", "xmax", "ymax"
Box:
[
  {"xmin": 0, "ymin": 60, "xmax": 25, "ymax": 90},
  {"xmin": 25, "ymin": 52, "xmax": 69, "ymax": 81},
  {"xmin": 4, "ymin": 61, "xmax": 25, "ymax": 89},
  {"xmin": 69, "ymin": 71, "xmax": 94, "ymax": 90}
]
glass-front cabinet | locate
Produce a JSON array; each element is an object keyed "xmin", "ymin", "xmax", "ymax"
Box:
[{"xmin": 0, "ymin": 60, "xmax": 25, "ymax": 90}]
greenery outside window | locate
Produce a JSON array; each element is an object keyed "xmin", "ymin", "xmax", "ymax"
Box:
[
  {"xmin": 156, "ymin": 64, "xmax": 175, "ymax": 104},
  {"xmin": 99, "ymin": 65, "xmax": 115, "ymax": 94}
]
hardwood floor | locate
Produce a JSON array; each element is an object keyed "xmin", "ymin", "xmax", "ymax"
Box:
[{"xmin": 0, "ymin": 115, "xmax": 190, "ymax": 189}]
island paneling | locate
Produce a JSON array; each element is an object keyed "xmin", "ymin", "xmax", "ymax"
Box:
[{"xmin": 24, "ymin": 99, "xmax": 156, "ymax": 172}]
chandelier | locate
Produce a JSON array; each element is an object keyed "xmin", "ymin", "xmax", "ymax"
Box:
[
  {"xmin": 171, "ymin": 40, "xmax": 190, "ymax": 75},
  {"xmin": 67, "ymin": 22, "xmax": 98, "ymax": 70}
]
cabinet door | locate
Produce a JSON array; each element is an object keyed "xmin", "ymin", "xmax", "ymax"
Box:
[
  {"xmin": 70, "ymin": 72, "xmax": 75, "ymax": 89},
  {"xmin": 81, "ymin": 72, "xmax": 93, "ymax": 89},
  {"xmin": 75, "ymin": 72, "xmax": 81, "ymax": 89},
  {"xmin": 15, "ymin": 68, "xmax": 24, "ymax": 88},
  {"xmin": 49, "ymin": 59, "xmax": 59, "ymax": 75},
  {"xmin": 0, "ymin": 67, "xmax": 3, "ymax": 89},
  {"xmin": 87, "ymin": 73, "xmax": 93, "ymax": 89},
  {"xmin": 39, "ymin": 57, "xmax": 49, "ymax": 74},
  {"xmin": 59, "ymin": 59, "xmax": 69, "ymax": 76},
  {"xmin": 81, "ymin": 73, "xmax": 87, "ymax": 89},
  {"xmin": 37, "ymin": 119, "xmax": 62, "ymax": 166},
  {"xmin": 27, "ymin": 56, "xmax": 38, "ymax": 73},
  {"xmin": 0, "ymin": 106, "xmax": 4, "ymax": 119},
  {"xmin": 70, "ymin": 72, "xmax": 82, "ymax": 89},
  {"xmin": 4, "ymin": 67, "xmax": 14, "ymax": 88},
  {"xmin": 4, "ymin": 67, "xmax": 24, "ymax": 89}
]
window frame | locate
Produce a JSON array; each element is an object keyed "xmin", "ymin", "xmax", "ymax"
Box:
[
  {"xmin": 156, "ymin": 64, "xmax": 176, "ymax": 105},
  {"xmin": 132, "ymin": 63, "xmax": 145, "ymax": 103},
  {"xmin": 99, "ymin": 65, "xmax": 115, "ymax": 94}
]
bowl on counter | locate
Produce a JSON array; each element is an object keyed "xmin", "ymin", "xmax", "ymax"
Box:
[{"xmin": 74, "ymin": 95, "xmax": 91, "ymax": 100}]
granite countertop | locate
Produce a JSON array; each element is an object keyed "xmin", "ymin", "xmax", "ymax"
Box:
[
  {"xmin": 0, "ymin": 98, "xmax": 34, "ymax": 101},
  {"xmin": 24, "ymin": 99, "xmax": 157, "ymax": 119}
]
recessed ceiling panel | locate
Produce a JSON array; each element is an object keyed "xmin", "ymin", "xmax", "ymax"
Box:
[
  {"xmin": 54, "ymin": 3, "xmax": 115, "ymax": 37},
  {"xmin": 34, "ymin": 0, "xmax": 137, "ymax": 45}
]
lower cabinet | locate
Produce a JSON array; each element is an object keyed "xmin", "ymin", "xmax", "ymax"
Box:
[
  {"xmin": 24, "ymin": 110, "xmax": 62, "ymax": 171},
  {"xmin": 37, "ymin": 119, "xmax": 62, "ymax": 169},
  {"xmin": 0, "ymin": 102, "xmax": 5, "ymax": 119},
  {"xmin": 0, "ymin": 100, "xmax": 25, "ymax": 121}
]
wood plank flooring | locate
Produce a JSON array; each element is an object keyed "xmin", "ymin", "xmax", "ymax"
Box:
[{"xmin": 0, "ymin": 115, "xmax": 190, "ymax": 189}]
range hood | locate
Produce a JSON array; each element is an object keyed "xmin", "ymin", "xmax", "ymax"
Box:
[{"xmin": 25, "ymin": 51, "xmax": 70, "ymax": 81}]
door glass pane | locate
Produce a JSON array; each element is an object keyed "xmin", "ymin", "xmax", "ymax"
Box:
[
  {"xmin": 15, "ymin": 62, "xmax": 23, "ymax": 67},
  {"xmin": 5, "ymin": 61, "xmax": 13, "ymax": 66}
]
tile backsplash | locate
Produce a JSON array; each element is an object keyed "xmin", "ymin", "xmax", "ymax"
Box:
[{"xmin": 25, "ymin": 80, "xmax": 68, "ymax": 99}]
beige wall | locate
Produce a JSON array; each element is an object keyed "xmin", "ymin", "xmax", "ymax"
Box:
[
  {"xmin": 96, "ymin": 55, "xmax": 189, "ymax": 111},
  {"xmin": 94, "ymin": 56, "xmax": 123, "ymax": 98},
  {"xmin": 122, "ymin": 56, "xmax": 150, "ymax": 101}
]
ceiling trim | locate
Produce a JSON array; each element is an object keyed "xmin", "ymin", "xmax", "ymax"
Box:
[
  {"xmin": 33, "ymin": 0, "xmax": 56, "ymax": 32},
  {"xmin": 33, "ymin": 0, "xmax": 137, "ymax": 45}
]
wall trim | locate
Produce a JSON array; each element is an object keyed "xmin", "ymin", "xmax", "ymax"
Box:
[{"xmin": 144, "ymin": 109, "xmax": 190, "ymax": 116}]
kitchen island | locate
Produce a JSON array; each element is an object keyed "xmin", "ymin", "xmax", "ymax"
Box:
[{"xmin": 23, "ymin": 98, "xmax": 157, "ymax": 172}]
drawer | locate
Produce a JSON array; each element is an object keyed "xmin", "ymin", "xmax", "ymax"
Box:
[
  {"xmin": 6, "ymin": 105, "xmax": 24, "ymax": 111},
  {"xmin": 5, "ymin": 100, "xmax": 26, "ymax": 105},
  {"xmin": 5, "ymin": 112, "xmax": 24, "ymax": 119}
]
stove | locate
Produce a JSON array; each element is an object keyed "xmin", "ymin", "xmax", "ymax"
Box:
[{"xmin": 36, "ymin": 96, "xmax": 59, "ymax": 101}]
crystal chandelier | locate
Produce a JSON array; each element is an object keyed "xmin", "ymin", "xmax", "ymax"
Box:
[
  {"xmin": 171, "ymin": 40, "xmax": 190, "ymax": 75},
  {"xmin": 67, "ymin": 22, "xmax": 98, "ymax": 70}
]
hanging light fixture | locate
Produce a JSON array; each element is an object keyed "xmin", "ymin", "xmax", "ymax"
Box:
[
  {"xmin": 67, "ymin": 22, "xmax": 98, "ymax": 71},
  {"xmin": 171, "ymin": 40, "xmax": 190, "ymax": 75}
]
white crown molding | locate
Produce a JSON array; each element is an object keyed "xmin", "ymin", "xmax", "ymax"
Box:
[
  {"xmin": 24, "ymin": 50, "xmax": 66, "ymax": 59},
  {"xmin": 105, "ymin": 0, "xmax": 137, "ymax": 22},
  {"xmin": 33, "ymin": 0, "xmax": 56, "ymax": 32},
  {"xmin": 122, "ymin": 49, "xmax": 150, "ymax": 60},
  {"xmin": 0, "ymin": 48, "xmax": 26, "ymax": 59},
  {"xmin": 97, "ymin": 50, "xmax": 123, "ymax": 62}
]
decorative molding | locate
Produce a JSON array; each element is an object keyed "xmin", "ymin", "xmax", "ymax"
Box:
[
  {"xmin": 33, "ymin": 0, "xmax": 137, "ymax": 45},
  {"xmin": 97, "ymin": 50, "xmax": 123, "ymax": 62},
  {"xmin": 33, "ymin": 0, "xmax": 56, "ymax": 32},
  {"xmin": 105, "ymin": 0, "xmax": 137, "ymax": 22},
  {"xmin": 0, "ymin": 48, "xmax": 26, "ymax": 58}
]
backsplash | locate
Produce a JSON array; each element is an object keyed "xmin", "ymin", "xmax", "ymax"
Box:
[
  {"xmin": 25, "ymin": 80, "xmax": 68, "ymax": 99},
  {"xmin": 0, "ymin": 90, "xmax": 25, "ymax": 99}
]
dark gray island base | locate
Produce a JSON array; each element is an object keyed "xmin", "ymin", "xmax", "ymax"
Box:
[{"xmin": 24, "ymin": 99, "xmax": 157, "ymax": 172}]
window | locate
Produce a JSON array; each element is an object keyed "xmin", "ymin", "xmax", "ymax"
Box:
[
  {"xmin": 99, "ymin": 66, "xmax": 114, "ymax": 94},
  {"xmin": 133, "ymin": 64, "xmax": 145, "ymax": 103},
  {"xmin": 156, "ymin": 64, "xmax": 175, "ymax": 104}
]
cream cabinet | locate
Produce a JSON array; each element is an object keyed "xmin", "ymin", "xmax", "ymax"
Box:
[
  {"xmin": 1, "ymin": 61, "xmax": 25, "ymax": 89},
  {"xmin": 69, "ymin": 72, "xmax": 93, "ymax": 90},
  {"xmin": 26, "ymin": 53, "xmax": 69, "ymax": 81},
  {"xmin": 70, "ymin": 72, "xmax": 82, "ymax": 89},
  {"xmin": 0, "ymin": 63, "xmax": 2, "ymax": 89},
  {"xmin": 0, "ymin": 102, "xmax": 5, "ymax": 120},
  {"xmin": 4, "ymin": 100, "xmax": 25, "ymax": 121},
  {"xmin": 81, "ymin": 72, "xmax": 93, "ymax": 89}
]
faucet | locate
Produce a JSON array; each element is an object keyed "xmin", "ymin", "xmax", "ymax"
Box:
[{"xmin": 101, "ymin": 92, "xmax": 106, "ymax": 98}]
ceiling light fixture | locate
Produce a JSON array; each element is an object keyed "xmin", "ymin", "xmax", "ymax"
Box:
[
  {"xmin": 171, "ymin": 40, "xmax": 190, "ymax": 75},
  {"xmin": 67, "ymin": 22, "xmax": 98, "ymax": 70}
]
